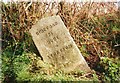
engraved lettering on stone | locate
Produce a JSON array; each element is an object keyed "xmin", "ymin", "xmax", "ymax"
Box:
[
  {"xmin": 46, "ymin": 35, "xmax": 59, "ymax": 44},
  {"xmin": 36, "ymin": 22, "xmax": 58, "ymax": 35},
  {"xmin": 46, "ymin": 32, "xmax": 54, "ymax": 37},
  {"xmin": 48, "ymin": 44, "xmax": 73, "ymax": 60}
]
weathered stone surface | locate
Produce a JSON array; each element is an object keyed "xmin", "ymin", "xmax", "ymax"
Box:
[{"xmin": 29, "ymin": 15, "xmax": 91, "ymax": 73}]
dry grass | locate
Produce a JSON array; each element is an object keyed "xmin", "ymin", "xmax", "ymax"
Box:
[
  {"xmin": 1, "ymin": 1, "xmax": 120, "ymax": 82},
  {"xmin": 2, "ymin": 1, "xmax": 120, "ymax": 66}
]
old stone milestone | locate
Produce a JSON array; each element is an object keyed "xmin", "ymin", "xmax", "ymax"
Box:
[{"xmin": 29, "ymin": 15, "xmax": 91, "ymax": 73}]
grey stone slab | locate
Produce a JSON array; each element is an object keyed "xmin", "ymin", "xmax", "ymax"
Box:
[{"xmin": 29, "ymin": 15, "xmax": 91, "ymax": 73}]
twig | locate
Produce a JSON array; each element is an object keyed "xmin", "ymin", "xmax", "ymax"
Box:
[
  {"xmin": 25, "ymin": 0, "xmax": 32, "ymax": 11},
  {"xmin": 114, "ymin": 44, "xmax": 120, "ymax": 47}
]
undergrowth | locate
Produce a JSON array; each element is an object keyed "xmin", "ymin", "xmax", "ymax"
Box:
[{"xmin": 1, "ymin": 1, "xmax": 120, "ymax": 82}]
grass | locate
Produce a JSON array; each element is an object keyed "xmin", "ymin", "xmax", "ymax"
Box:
[{"xmin": 1, "ymin": 1, "xmax": 120, "ymax": 82}]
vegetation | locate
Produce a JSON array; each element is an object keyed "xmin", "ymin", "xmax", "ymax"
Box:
[{"xmin": 1, "ymin": 1, "xmax": 120, "ymax": 83}]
